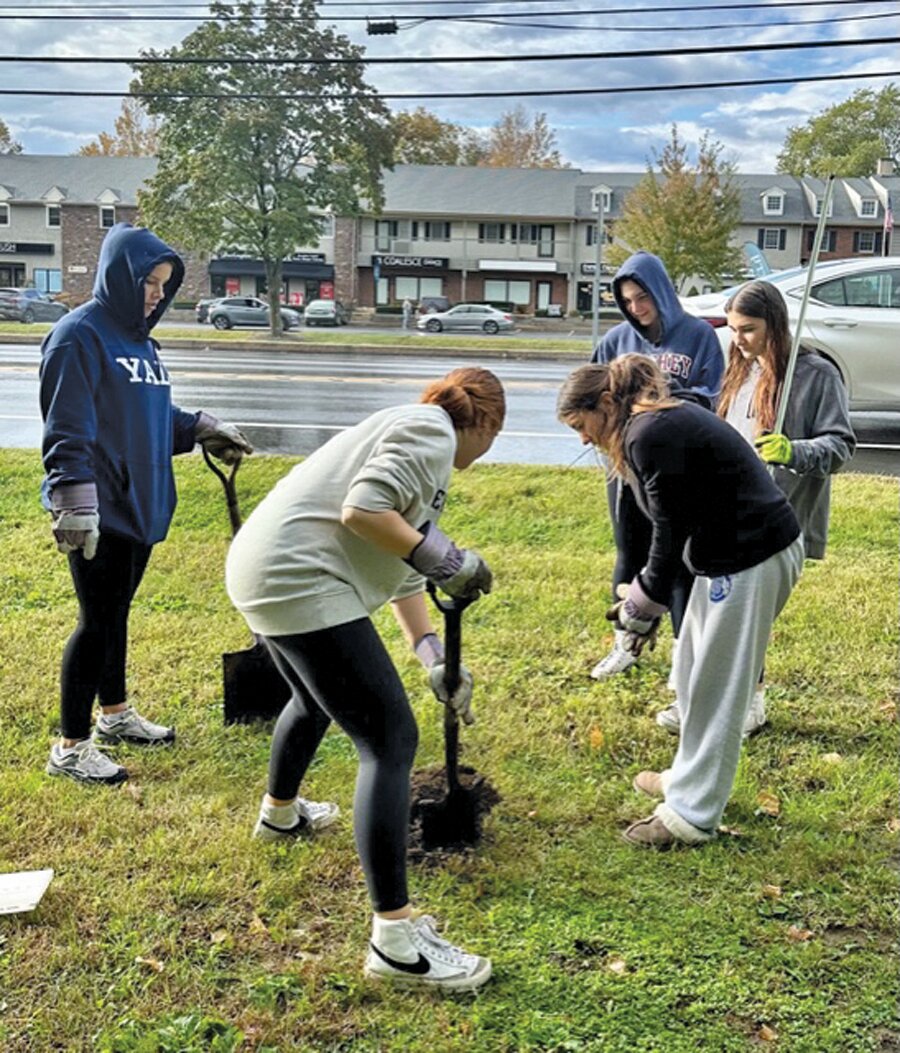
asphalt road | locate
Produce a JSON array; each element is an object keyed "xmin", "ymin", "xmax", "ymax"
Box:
[{"xmin": 3, "ymin": 342, "xmax": 898, "ymax": 475}]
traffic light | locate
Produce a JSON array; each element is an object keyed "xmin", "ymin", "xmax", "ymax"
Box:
[{"xmin": 366, "ymin": 18, "xmax": 398, "ymax": 35}]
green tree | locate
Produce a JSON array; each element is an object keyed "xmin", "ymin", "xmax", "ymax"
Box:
[
  {"xmin": 133, "ymin": 0, "xmax": 393, "ymax": 335},
  {"xmin": 79, "ymin": 98, "xmax": 160, "ymax": 156},
  {"xmin": 392, "ymin": 107, "xmax": 469, "ymax": 165},
  {"xmin": 482, "ymin": 106, "xmax": 569, "ymax": 169},
  {"xmin": 0, "ymin": 117, "xmax": 22, "ymax": 154},
  {"xmin": 776, "ymin": 85, "xmax": 900, "ymax": 177},
  {"xmin": 609, "ymin": 125, "xmax": 742, "ymax": 292}
]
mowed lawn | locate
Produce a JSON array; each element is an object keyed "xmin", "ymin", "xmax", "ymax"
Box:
[{"xmin": 0, "ymin": 449, "xmax": 897, "ymax": 1053}]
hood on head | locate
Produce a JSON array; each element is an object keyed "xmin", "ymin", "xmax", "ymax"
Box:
[
  {"xmin": 92, "ymin": 223, "xmax": 185, "ymax": 338},
  {"xmin": 612, "ymin": 251, "xmax": 684, "ymax": 342}
]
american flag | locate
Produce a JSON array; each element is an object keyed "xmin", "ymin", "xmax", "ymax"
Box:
[{"xmin": 885, "ymin": 193, "xmax": 894, "ymax": 234}]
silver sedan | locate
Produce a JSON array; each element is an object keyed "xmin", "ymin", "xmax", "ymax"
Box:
[{"xmin": 417, "ymin": 303, "xmax": 516, "ymax": 335}]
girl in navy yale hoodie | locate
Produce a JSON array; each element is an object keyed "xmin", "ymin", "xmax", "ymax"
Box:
[{"xmin": 40, "ymin": 223, "xmax": 252, "ymax": 785}]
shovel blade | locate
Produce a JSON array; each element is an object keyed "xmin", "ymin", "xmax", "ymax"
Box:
[{"xmin": 223, "ymin": 641, "xmax": 291, "ymax": 725}]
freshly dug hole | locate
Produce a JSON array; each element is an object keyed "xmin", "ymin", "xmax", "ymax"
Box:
[{"xmin": 408, "ymin": 765, "xmax": 501, "ymax": 859}]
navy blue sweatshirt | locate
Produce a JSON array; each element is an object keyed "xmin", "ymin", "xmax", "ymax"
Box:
[
  {"xmin": 624, "ymin": 402, "xmax": 800, "ymax": 607},
  {"xmin": 40, "ymin": 223, "xmax": 199, "ymax": 544},
  {"xmin": 592, "ymin": 251, "xmax": 724, "ymax": 405}
]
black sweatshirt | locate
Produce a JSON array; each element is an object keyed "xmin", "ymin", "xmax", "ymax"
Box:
[{"xmin": 624, "ymin": 402, "xmax": 800, "ymax": 607}]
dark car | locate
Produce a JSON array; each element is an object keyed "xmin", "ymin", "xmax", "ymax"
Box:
[
  {"xmin": 417, "ymin": 295, "xmax": 451, "ymax": 315},
  {"xmin": 303, "ymin": 299, "xmax": 351, "ymax": 327},
  {"xmin": 207, "ymin": 296, "xmax": 303, "ymax": 331},
  {"xmin": 0, "ymin": 287, "xmax": 70, "ymax": 324},
  {"xmin": 195, "ymin": 297, "xmax": 223, "ymax": 323}
]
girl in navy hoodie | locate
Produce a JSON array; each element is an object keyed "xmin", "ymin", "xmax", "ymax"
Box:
[{"xmin": 40, "ymin": 223, "xmax": 252, "ymax": 785}]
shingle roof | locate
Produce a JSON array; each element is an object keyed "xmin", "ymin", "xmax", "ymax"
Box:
[{"xmin": 0, "ymin": 155, "xmax": 157, "ymax": 203}]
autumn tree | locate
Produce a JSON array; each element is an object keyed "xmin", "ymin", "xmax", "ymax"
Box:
[
  {"xmin": 609, "ymin": 125, "xmax": 742, "ymax": 291},
  {"xmin": 0, "ymin": 117, "xmax": 22, "ymax": 154},
  {"xmin": 133, "ymin": 0, "xmax": 393, "ymax": 336},
  {"xmin": 481, "ymin": 106, "xmax": 569, "ymax": 169},
  {"xmin": 776, "ymin": 85, "xmax": 900, "ymax": 177},
  {"xmin": 392, "ymin": 107, "xmax": 487, "ymax": 165},
  {"xmin": 79, "ymin": 98, "xmax": 161, "ymax": 157}
]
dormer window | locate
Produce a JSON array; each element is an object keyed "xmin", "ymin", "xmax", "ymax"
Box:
[
  {"xmin": 860, "ymin": 199, "xmax": 877, "ymax": 217},
  {"xmin": 99, "ymin": 205, "xmax": 116, "ymax": 229},
  {"xmin": 0, "ymin": 202, "xmax": 8, "ymax": 227},
  {"xmin": 814, "ymin": 197, "xmax": 834, "ymax": 218},
  {"xmin": 591, "ymin": 188, "xmax": 612, "ymax": 213},
  {"xmin": 763, "ymin": 193, "xmax": 784, "ymax": 215},
  {"xmin": 47, "ymin": 205, "xmax": 61, "ymax": 228}
]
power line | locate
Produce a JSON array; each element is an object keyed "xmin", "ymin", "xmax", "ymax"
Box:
[
  {"xmin": 464, "ymin": 11, "xmax": 900, "ymax": 33},
  {"xmin": 1, "ymin": 33, "xmax": 898, "ymax": 65},
  {"xmin": 0, "ymin": 0, "xmax": 897, "ymax": 19},
  {"xmin": 0, "ymin": 0, "xmax": 895, "ymax": 7},
  {"xmin": 0, "ymin": 68, "xmax": 897, "ymax": 99}
]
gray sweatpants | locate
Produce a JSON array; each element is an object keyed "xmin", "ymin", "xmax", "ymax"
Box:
[{"xmin": 656, "ymin": 536, "xmax": 805, "ymax": 841}]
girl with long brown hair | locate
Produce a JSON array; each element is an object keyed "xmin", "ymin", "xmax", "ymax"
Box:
[
  {"xmin": 226, "ymin": 368, "xmax": 505, "ymax": 990},
  {"xmin": 558, "ymin": 355, "xmax": 804, "ymax": 848},
  {"xmin": 655, "ymin": 281, "xmax": 855, "ymax": 736}
]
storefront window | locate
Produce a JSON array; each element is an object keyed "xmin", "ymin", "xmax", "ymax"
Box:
[
  {"xmin": 485, "ymin": 279, "xmax": 531, "ymax": 305},
  {"xmin": 376, "ymin": 277, "xmax": 389, "ymax": 305},
  {"xmin": 33, "ymin": 268, "xmax": 62, "ymax": 293}
]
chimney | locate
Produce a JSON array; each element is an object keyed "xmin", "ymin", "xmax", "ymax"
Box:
[{"xmin": 876, "ymin": 157, "xmax": 896, "ymax": 176}]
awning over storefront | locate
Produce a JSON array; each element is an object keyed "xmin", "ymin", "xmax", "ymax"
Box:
[{"xmin": 209, "ymin": 257, "xmax": 334, "ymax": 279}]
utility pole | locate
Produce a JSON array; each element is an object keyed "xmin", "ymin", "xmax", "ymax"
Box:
[{"xmin": 591, "ymin": 194, "xmax": 605, "ymax": 349}]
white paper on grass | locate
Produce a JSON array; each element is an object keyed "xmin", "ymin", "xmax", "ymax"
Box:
[{"xmin": 0, "ymin": 869, "xmax": 54, "ymax": 914}]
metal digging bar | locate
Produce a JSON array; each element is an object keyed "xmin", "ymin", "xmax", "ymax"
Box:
[{"xmin": 202, "ymin": 447, "xmax": 290, "ymax": 724}]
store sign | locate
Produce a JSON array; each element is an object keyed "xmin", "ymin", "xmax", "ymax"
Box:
[
  {"xmin": 372, "ymin": 254, "xmax": 448, "ymax": 270},
  {"xmin": 580, "ymin": 262, "xmax": 596, "ymax": 275},
  {"xmin": 291, "ymin": 252, "xmax": 326, "ymax": 264},
  {"xmin": 0, "ymin": 242, "xmax": 54, "ymax": 255},
  {"xmin": 67, "ymin": 265, "xmax": 89, "ymax": 274}
]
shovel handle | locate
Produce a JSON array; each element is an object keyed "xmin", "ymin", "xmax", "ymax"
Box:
[{"xmin": 202, "ymin": 446, "xmax": 243, "ymax": 538}]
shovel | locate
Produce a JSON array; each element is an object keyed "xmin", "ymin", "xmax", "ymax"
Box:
[
  {"xmin": 202, "ymin": 448, "xmax": 291, "ymax": 725},
  {"xmin": 411, "ymin": 583, "xmax": 492, "ymax": 851}
]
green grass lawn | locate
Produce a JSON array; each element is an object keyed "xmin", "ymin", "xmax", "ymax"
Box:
[
  {"xmin": 0, "ymin": 451, "xmax": 897, "ymax": 1052},
  {"xmin": 0, "ymin": 321, "xmax": 590, "ymax": 355}
]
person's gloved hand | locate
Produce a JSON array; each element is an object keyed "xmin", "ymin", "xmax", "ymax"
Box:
[
  {"xmin": 52, "ymin": 509, "xmax": 100, "ymax": 560},
  {"xmin": 754, "ymin": 431, "xmax": 793, "ymax": 466},
  {"xmin": 429, "ymin": 662, "xmax": 476, "ymax": 726},
  {"xmin": 196, "ymin": 413, "xmax": 254, "ymax": 465},
  {"xmin": 605, "ymin": 581, "xmax": 662, "ymax": 657},
  {"xmin": 406, "ymin": 522, "xmax": 492, "ymax": 601}
]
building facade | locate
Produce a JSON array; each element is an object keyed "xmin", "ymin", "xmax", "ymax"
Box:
[{"xmin": 0, "ymin": 155, "xmax": 896, "ymax": 311}]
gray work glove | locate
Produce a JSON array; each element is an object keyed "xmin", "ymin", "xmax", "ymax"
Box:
[
  {"xmin": 52, "ymin": 509, "xmax": 100, "ymax": 560},
  {"xmin": 406, "ymin": 522, "xmax": 493, "ymax": 601},
  {"xmin": 415, "ymin": 631, "xmax": 476, "ymax": 725},
  {"xmin": 195, "ymin": 413, "xmax": 254, "ymax": 466},
  {"xmin": 605, "ymin": 581, "xmax": 663, "ymax": 657}
]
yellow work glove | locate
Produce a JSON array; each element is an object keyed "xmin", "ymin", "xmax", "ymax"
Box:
[{"xmin": 754, "ymin": 431, "xmax": 793, "ymax": 466}]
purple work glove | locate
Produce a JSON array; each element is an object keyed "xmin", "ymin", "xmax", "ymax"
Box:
[
  {"xmin": 414, "ymin": 632, "xmax": 475, "ymax": 725},
  {"xmin": 406, "ymin": 522, "xmax": 493, "ymax": 601},
  {"xmin": 50, "ymin": 482, "xmax": 100, "ymax": 560},
  {"xmin": 195, "ymin": 412, "xmax": 254, "ymax": 466}
]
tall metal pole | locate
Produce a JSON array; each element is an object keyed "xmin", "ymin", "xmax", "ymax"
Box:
[{"xmin": 591, "ymin": 195, "xmax": 605, "ymax": 348}]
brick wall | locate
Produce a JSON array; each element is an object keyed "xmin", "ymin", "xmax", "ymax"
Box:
[{"xmin": 333, "ymin": 216, "xmax": 357, "ymax": 305}]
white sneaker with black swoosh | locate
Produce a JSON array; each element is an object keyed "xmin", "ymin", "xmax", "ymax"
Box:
[{"xmin": 365, "ymin": 913, "xmax": 492, "ymax": 991}]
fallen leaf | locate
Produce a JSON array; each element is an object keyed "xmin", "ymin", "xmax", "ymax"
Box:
[
  {"xmin": 886, "ymin": 818, "xmax": 900, "ymax": 834},
  {"xmin": 134, "ymin": 956, "xmax": 164, "ymax": 973},
  {"xmin": 787, "ymin": 925, "xmax": 814, "ymax": 942},
  {"xmin": 210, "ymin": 929, "xmax": 230, "ymax": 944},
  {"xmin": 756, "ymin": 792, "xmax": 781, "ymax": 817},
  {"xmin": 123, "ymin": 783, "xmax": 144, "ymax": 805},
  {"xmin": 758, "ymin": 1024, "xmax": 778, "ymax": 1042},
  {"xmin": 762, "ymin": 884, "xmax": 783, "ymax": 899},
  {"xmin": 588, "ymin": 725, "xmax": 604, "ymax": 751},
  {"xmin": 606, "ymin": 957, "xmax": 627, "ymax": 975},
  {"xmin": 821, "ymin": 752, "xmax": 842, "ymax": 765},
  {"xmin": 249, "ymin": 914, "xmax": 269, "ymax": 937},
  {"xmin": 527, "ymin": 810, "xmax": 538, "ymax": 819},
  {"xmin": 717, "ymin": 824, "xmax": 743, "ymax": 837},
  {"xmin": 877, "ymin": 699, "xmax": 897, "ymax": 720}
]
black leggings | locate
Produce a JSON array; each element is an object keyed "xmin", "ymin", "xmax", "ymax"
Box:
[
  {"xmin": 61, "ymin": 534, "xmax": 153, "ymax": 739},
  {"xmin": 265, "ymin": 619, "xmax": 419, "ymax": 913},
  {"xmin": 606, "ymin": 477, "xmax": 693, "ymax": 637}
]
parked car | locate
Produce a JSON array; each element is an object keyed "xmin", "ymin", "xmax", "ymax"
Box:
[
  {"xmin": 416, "ymin": 303, "xmax": 515, "ymax": 335},
  {"xmin": 680, "ymin": 257, "xmax": 900, "ymax": 412},
  {"xmin": 195, "ymin": 297, "xmax": 223, "ymax": 323},
  {"xmin": 0, "ymin": 287, "xmax": 69, "ymax": 324},
  {"xmin": 207, "ymin": 296, "xmax": 302, "ymax": 331},
  {"xmin": 303, "ymin": 299, "xmax": 351, "ymax": 327}
]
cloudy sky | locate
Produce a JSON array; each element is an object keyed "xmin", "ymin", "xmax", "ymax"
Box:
[{"xmin": 2, "ymin": 0, "xmax": 898, "ymax": 172}]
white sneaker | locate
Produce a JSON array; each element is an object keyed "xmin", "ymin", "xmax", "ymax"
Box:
[
  {"xmin": 93, "ymin": 706, "xmax": 175, "ymax": 746},
  {"xmin": 365, "ymin": 913, "xmax": 492, "ymax": 991},
  {"xmin": 590, "ymin": 630, "xmax": 637, "ymax": 680},
  {"xmin": 46, "ymin": 739, "xmax": 128, "ymax": 785},
  {"xmin": 253, "ymin": 794, "xmax": 340, "ymax": 841},
  {"xmin": 655, "ymin": 690, "xmax": 767, "ymax": 738}
]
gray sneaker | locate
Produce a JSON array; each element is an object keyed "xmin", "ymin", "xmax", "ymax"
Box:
[
  {"xmin": 655, "ymin": 694, "xmax": 767, "ymax": 738},
  {"xmin": 253, "ymin": 795, "xmax": 340, "ymax": 841},
  {"xmin": 46, "ymin": 739, "xmax": 128, "ymax": 785},
  {"xmin": 93, "ymin": 707, "xmax": 175, "ymax": 746}
]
